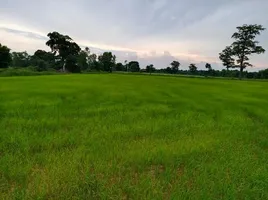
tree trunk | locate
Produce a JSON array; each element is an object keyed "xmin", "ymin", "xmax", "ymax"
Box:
[
  {"xmin": 239, "ymin": 67, "xmax": 243, "ymax": 80},
  {"xmin": 239, "ymin": 57, "xmax": 244, "ymax": 80},
  {"xmin": 63, "ymin": 63, "xmax": 66, "ymax": 72},
  {"xmin": 62, "ymin": 58, "xmax": 66, "ymax": 72}
]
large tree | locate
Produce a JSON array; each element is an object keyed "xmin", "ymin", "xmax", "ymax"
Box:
[
  {"xmin": 0, "ymin": 43, "xmax": 12, "ymax": 68},
  {"xmin": 46, "ymin": 31, "xmax": 81, "ymax": 72},
  {"xmin": 220, "ymin": 24, "xmax": 265, "ymax": 79},
  {"xmin": 170, "ymin": 61, "xmax": 180, "ymax": 74}
]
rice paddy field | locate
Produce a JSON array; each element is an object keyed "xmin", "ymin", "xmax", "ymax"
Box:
[{"xmin": 0, "ymin": 74, "xmax": 268, "ymax": 199}]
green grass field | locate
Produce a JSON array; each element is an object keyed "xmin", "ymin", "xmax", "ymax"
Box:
[{"xmin": 0, "ymin": 74, "xmax": 268, "ymax": 199}]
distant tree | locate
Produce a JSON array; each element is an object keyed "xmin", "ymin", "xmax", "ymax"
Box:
[
  {"xmin": 31, "ymin": 49, "xmax": 56, "ymax": 70},
  {"xmin": 170, "ymin": 61, "xmax": 180, "ymax": 74},
  {"xmin": 220, "ymin": 24, "xmax": 266, "ymax": 79},
  {"xmin": 77, "ymin": 47, "xmax": 90, "ymax": 71},
  {"xmin": 189, "ymin": 63, "xmax": 197, "ymax": 74},
  {"xmin": 166, "ymin": 67, "xmax": 172, "ymax": 74},
  {"xmin": 205, "ymin": 63, "xmax": 212, "ymax": 76},
  {"xmin": 88, "ymin": 53, "xmax": 97, "ymax": 63},
  {"xmin": 146, "ymin": 64, "xmax": 155, "ymax": 74},
  {"xmin": 219, "ymin": 46, "xmax": 235, "ymax": 70},
  {"xmin": 205, "ymin": 63, "xmax": 212, "ymax": 71},
  {"xmin": 11, "ymin": 51, "xmax": 30, "ymax": 68},
  {"xmin": 0, "ymin": 43, "xmax": 12, "ymax": 68},
  {"xmin": 88, "ymin": 53, "xmax": 98, "ymax": 71},
  {"xmin": 128, "ymin": 61, "xmax": 140, "ymax": 72},
  {"xmin": 115, "ymin": 62, "xmax": 125, "ymax": 71},
  {"xmin": 46, "ymin": 31, "xmax": 81, "ymax": 72},
  {"xmin": 259, "ymin": 69, "xmax": 268, "ymax": 79},
  {"xmin": 124, "ymin": 60, "xmax": 129, "ymax": 72},
  {"xmin": 98, "ymin": 52, "xmax": 116, "ymax": 72}
]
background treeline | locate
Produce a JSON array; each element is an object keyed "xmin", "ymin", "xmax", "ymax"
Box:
[{"xmin": 0, "ymin": 24, "xmax": 267, "ymax": 79}]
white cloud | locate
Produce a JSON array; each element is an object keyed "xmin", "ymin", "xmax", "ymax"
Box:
[{"xmin": 0, "ymin": 0, "xmax": 267, "ymax": 69}]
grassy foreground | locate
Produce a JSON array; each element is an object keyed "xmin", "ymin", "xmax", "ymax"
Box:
[{"xmin": 0, "ymin": 74, "xmax": 268, "ymax": 199}]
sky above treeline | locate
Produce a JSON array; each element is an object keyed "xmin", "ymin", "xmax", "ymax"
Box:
[{"xmin": 1, "ymin": 0, "xmax": 268, "ymax": 70}]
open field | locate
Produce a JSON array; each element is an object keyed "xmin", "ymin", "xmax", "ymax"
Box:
[{"xmin": 0, "ymin": 74, "xmax": 268, "ymax": 199}]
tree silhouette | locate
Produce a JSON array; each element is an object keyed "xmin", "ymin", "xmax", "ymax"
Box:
[
  {"xmin": 189, "ymin": 64, "xmax": 197, "ymax": 74},
  {"xmin": 46, "ymin": 32, "xmax": 81, "ymax": 72},
  {"xmin": 0, "ymin": 43, "xmax": 11, "ymax": 68},
  {"xmin": 98, "ymin": 52, "xmax": 116, "ymax": 72},
  {"xmin": 170, "ymin": 61, "xmax": 180, "ymax": 74},
  {"xmin": 128, "ymin": 61, "xmax": 140, "ymax": 72},
  {"xmin": 146, "ymin": 64, "xmax": 155, "ymax": 74},
  {"xmin": 219, "ymin": 46, "xmax": 235, "ymax": 70},
  {"xmin": 220, "ymin": 24, "xmax": 265, "ymax": 79}
]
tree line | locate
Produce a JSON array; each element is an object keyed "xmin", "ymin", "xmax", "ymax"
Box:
[{"xmin": 0, "ymin": 24, "xmax": 266, "ymax": 79}]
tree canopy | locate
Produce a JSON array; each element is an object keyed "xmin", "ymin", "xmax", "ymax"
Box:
[
  {"xmin": 0, "ymin": 24, "xmax": 267, "ymax": 79},
  {"xmin": 219, "ymin": 46, "xmax": 235, "ymax": 70},
  {"xmin": 189, "ymin": 64, "xmax": 197, "ymax": 73},
  {"xmin": 46, "ymin": 31, "xmax": 81, "ymax": 72},
  {"xmin": 128, "ymin": 61, "xmax": 140, "ymax": 72},
  {"xmin": 219, "ymin": 24, "xmax": 266, "ymax": 79},
  {"xmin": 146, "ymin": 64, "xmax": 155, "ymax": 74},
  {"xmin": 170, "ymin": 61, "xmax": 180, "ymax": 74},
  {"xmin": 0, "ymin": 43, "xmax": 12, "ymax": 68},
  {"xmin": 98, "ymin": 52, "xmax": 116, "ymax": 72}
]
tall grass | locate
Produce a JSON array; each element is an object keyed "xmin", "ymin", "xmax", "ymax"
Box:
[{"xmin": 0, "ymin": 74, "xmax": 267, "ymax": 199}]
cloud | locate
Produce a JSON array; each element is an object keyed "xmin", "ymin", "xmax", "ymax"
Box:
[{"xmin": 0, "ymin": 0, "xmax": 267, "ymax": 69}]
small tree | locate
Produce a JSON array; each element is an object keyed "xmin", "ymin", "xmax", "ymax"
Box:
[
  {"xmin": 189, "ymin": 64, "xmax": 197, "ymax": 74},
  {"xmin": 11, "ymin": 51, "xmax": 30, "ymax": 68},
  {"xmin": 146, "ymin": 64, "xmax": 155, "ymax": 74},
  {"xmin": 124, "ymin": 60, "xmax": 129, "ymax": 72},
  {"xmin": 128, "ymin": 61, "xmax": 140, "ymax": 72},
  {"xmin": 32, "ymin": 49, "xmax": 56, "ymax": 70},
  {"xmin": 219, "ymin": 46, "xmax": 235, "ymax": 70},
  {"xmin": 205, "ymin": 63, "xmax": 212, "ymax": 76},
  {"xmin": 166, "ymin": 67, "xmax": 172, "ymax": 74},
  {"xmin": 77, "ymin": 48, "xmax": 91, "ymax": 71},
  {"xmin": 116, "ymin": 63, "xmax": 125, "ymax": 71},
  {"xmin": 0, "ymin": 43, "xmax": 12, "ymax": 68},
  {"xmin": 98, "ymin": 52, "xmax": 116, "ymax": 72},
  {"xmin": 170, "ymin": 61, "xmax": 180, "ymax": 74}
]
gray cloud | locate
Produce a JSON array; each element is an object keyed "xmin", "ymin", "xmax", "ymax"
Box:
[{"xmin": 1, "ymin": 0, "xmax": 268, "ymax": 70}]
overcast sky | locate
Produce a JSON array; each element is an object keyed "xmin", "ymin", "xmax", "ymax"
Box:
[{"xmin": 1, "ymin": 0, "xmax": 268, "ymax": 70}]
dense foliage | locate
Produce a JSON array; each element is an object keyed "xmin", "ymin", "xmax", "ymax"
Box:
[
  {"xmin": 0, "ymin": 43, "xmax": 12, "ymax": 68},
  {"xmin": 219, "ymin": 24, "xmax": 266, "ymax": 79},
  {"xmin": 0, "ymin": 24, "xmax": 267, "ymax": 79}
]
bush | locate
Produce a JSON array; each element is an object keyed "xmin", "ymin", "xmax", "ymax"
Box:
[{"xmin": 0, "ymin": 67, "xmax": 57, "ymax": 77}]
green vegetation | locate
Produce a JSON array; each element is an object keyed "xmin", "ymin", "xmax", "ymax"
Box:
[
  {"xmin": 0, "ymin": 24, "xmax": 267, "ymax": 79},
  {"xmin": 1, "ymin": 74, "xmax": 268, "ymax": 199},
  {"xmin": 0, "ymin": 67, "xmax": 57, "ymax": 77},
  {"xmin": 219, "ymin": 24, "xmax": 266, "ymax": 79}
]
